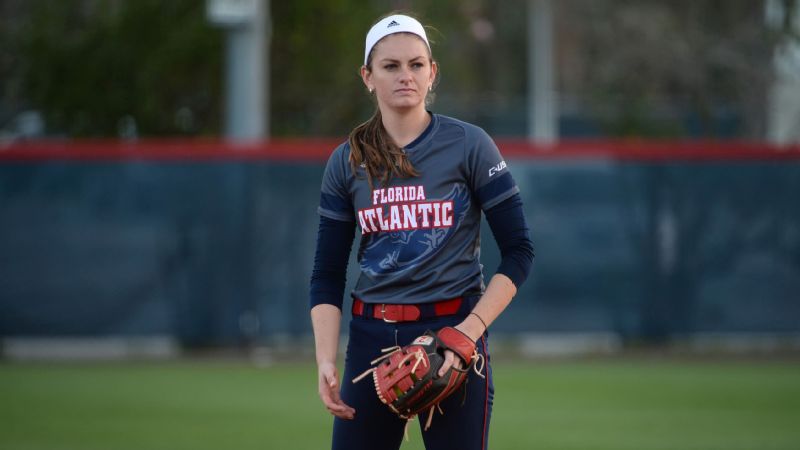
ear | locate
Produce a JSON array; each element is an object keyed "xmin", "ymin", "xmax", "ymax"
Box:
[
  {"xmin": 429, "ymin": 61, "xmax": 438, "ymax": 88},
  {"xmin": 360, "ymin": 65, "xmax": 373, "ymax": 92}
]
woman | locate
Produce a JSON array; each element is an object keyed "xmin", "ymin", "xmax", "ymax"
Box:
[{"xmin": 309, "ymin": 13, "xmax": 534, "ymax": 450}]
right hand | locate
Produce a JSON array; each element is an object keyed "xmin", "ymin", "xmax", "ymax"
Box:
[{"xmin": 317, "ymin": 361, "xmax": 355, "ymax": 420}]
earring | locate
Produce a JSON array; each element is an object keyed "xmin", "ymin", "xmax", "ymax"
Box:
[
  {"xmin": 428, "ymin": 85, "xmax": 432, "ymax": 92},
  {"xmin": 369, "ymin": 88, "xmax": 374, "ymax": 94}
]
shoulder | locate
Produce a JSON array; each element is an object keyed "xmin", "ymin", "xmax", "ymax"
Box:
[
  {"xmin": 433, "ymin": 114, "xmax": 496, "ymax": 158},
  {"xmin": 323, "ymin": 141, "xmax": 353, "ymax": 169},
  {"xmin": 434, "ymin": 114, "xmax": 491, "ymax": 141},
  {"xmin": 321, "ymin": 141, "xmax": 355, "ymax": 183},
  {"xmin": 328, "ymin": 140, "xmax": 351, "ymax": 161},
  {"xmin": 433, "ymin": 115, "xmax": 495, "ymax": 154}
]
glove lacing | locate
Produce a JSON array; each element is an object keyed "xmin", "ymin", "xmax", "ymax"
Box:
[
  {"xmin": 471, "ymin": 349, "xmax": 486, "ymax": 379},
  {"xmin": 351, "ymin": 345, "xmax": 428, "ymax": 384},
  {"xmin": 351, "ymin": 345, "xmax": 487, "ymax": 435}
]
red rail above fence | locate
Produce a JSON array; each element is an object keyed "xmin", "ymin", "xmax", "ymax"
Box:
[{"xmin": 1, "ymin": 138, "xmax": 799, "ymax": 162}]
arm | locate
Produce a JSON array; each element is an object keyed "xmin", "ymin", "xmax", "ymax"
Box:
[
  {"xmin": 454, "ymin": 273, "xmax": 517, "ymax": 342},
  {"xmin": 309, "ymin": 216, "xmax": 356, "ymax": 419},
  {"xmin": 460, "ymin": 193, "xmax": 534, "ymax": 340},
  {"xmin": 437, "ymin": 274, "xmax": 515, "ymax": 378},
  {"xmin": 440, "ymin": 193, "xmax": 534, "ymax": 374},
  {"xmin": 311, "ymin": 304, "xmax": 355, "ymax": 419}
]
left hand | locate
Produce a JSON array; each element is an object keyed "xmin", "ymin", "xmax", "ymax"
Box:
[
  {"xmin": 437, "ymin": 323, "xmax": 481, "ymax": 377},
  {"xmin": 437, "ymin": 349, "xmax": 464, "ymax": 377}
]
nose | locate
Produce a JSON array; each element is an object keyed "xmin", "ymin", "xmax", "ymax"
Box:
[{"xmin": 398, "ymin": 65, "xmax": 413, "ymax": 83}]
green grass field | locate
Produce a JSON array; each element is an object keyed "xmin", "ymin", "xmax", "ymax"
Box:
[{"xmin": 1, "ymin": 359, "xmax": 799, "ymax": 450}]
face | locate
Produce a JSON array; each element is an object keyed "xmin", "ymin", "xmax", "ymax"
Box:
[{"xmin": 362, "ymin": 33, "xmax": 437, "ymax": 113}]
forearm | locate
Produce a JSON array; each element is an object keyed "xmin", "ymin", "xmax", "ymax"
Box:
[
  {"xmin": 484, "ymin": 194, "xmax": 534, "ymax": 288},
  {"xmin": 310, "ymin": 303, "xmax": 343, "ymax": 365},
  {"xmin": 310, "ymin": 302, "xmax": 355, "ymax": 419},
  {"xmin": 457, "ymin": 273, "xmax": 516, "ymax": 341},
  {"xmin": 454, "ymin": 193, "xmax": 533, "ymax": 342}
]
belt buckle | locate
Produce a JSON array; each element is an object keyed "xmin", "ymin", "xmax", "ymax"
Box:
[{"xmin": 380, "ymin": 304, "xmax": 398, "ymax": 323}]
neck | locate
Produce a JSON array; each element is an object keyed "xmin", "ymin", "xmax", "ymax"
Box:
[{"xmin": 380, "ymin": 106, "xmax": 431, "ymax": 148}]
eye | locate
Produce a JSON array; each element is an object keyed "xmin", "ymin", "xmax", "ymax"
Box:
[
  {"xmin": 384, "ymin": 63, "xmax": 397, "ymax": 70},
  {"xmin": 412, "ymin": 62, "xmax": 424, "ymax": 69}
]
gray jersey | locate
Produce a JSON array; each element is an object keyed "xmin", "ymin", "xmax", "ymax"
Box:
[{"xmin": 318, "ymin": 114, "xmax": 518, "ymax": 304}]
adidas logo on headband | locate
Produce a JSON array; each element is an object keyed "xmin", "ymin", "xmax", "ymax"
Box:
[{"xmin": 387, "ymin": 20, "xmax": 400, "ymax": 27}]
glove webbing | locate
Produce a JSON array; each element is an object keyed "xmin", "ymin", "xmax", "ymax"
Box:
[
  {"xmin": 422, "ymin": 349, "xmax": 485, "ymax": 430},
  {"xmin": 351, "ymin": 336, "xmax": 487, "ymax": 435}
]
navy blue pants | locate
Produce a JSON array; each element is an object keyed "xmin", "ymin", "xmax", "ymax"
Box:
[{"xmin": 332, "ymin": 299, "xmax": 494, "ymax": 450}]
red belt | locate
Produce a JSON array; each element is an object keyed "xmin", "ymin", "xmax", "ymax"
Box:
[{"xmin": 352, "ymin": 297, "xmax": 463, "ymax": 322}]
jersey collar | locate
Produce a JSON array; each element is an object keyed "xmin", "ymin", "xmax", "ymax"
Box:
[{"xmin": 403, "ymin": 112, "xmax": 438, "ymax": 151}]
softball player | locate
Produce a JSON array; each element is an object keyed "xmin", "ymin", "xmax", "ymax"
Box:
[{"xmin": 309, "ymin": 13, "xmax": 534, "ymax": 450}]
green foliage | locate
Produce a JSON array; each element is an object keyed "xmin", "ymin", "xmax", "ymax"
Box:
[
  {"xmin": 14, "ymin": 0, "xmax": 223, "ymax": 137},
  {"xmin": 268, "ymin": 1, "xmax": 488, "ymax": 136},
  {"xmin": 570, "ymin": 0, "xmax": 772, "ymax": 138},
  {"xmin": 269, "ymin": 0, "xmax": 380, "ymax": 136},
  {"xmin": 1, "ymin": 0, "xmax": 784, "ymax": 138}
]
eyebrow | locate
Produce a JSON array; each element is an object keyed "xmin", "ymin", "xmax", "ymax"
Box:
[{"xmin": 378, "ymin": 56, "xmax": 425, "ymax": 63}]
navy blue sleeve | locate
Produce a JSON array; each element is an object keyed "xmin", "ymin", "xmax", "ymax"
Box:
[
  {"xmin": 309, "ymin": 215, "xmax": 356, "ymax": 310},
  {"xmin": 484, "ymin": 193, "xmax": 534, "ymax": 288},
  {"xmin": 465, "ymin": 126, "xmax": 519, "ymax": 210}
]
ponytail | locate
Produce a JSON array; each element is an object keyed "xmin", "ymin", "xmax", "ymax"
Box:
[{"xmin": 348, "ymin": 108, "xmax": 419, "ymax": 188}]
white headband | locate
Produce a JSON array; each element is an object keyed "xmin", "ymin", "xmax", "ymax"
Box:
[{"xmin": 364, "ymin": 14, "xmax": 430, "ymax": 65}]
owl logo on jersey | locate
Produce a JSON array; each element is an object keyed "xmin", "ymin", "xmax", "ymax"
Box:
[{"xmin": 358, "ymin": 183, "xmax": 471, "ymax": 276}]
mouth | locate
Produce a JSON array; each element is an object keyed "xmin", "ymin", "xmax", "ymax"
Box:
[{"xmin": 395, "ymin": 88, "xmax": 416, "ymax": 94}]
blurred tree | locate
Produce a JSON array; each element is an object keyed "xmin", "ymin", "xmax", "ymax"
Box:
[
  {"xmin": 268, "ymin": 0, "xmax": 502, "ymax": 136},
  {"xmin": 557, "ymin": 0, "xmax": 774, "ymax": 138},
  {"xmin": 268, "ymin": 0, "xmax": 380, "ymax": 137},
  {"xmin": 3, "ymin": 0, "xmax": 223, "ymax": 137},
  {"xmin": 1, "ymin": 0, "xmax": 791, "ymax": 138}
]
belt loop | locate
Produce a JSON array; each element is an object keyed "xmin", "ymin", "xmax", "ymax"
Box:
[{"xmin": 364, "ymin": 302, "xmax": 374, "ymax": 318}]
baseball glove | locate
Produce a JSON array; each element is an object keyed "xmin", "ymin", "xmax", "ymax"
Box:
[{"xmin": 352, "ymin": 326, "xmax": 484, "ymax": 430}]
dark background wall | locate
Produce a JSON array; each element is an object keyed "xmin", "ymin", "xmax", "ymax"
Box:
[{"xmin": 2, "ymin": 141, "xmax": 798, "ymax": 347}]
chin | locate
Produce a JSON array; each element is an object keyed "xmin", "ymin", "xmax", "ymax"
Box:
[{"xmin": 387, "ymin": 98, "xmax": 423, "ymax": 110}]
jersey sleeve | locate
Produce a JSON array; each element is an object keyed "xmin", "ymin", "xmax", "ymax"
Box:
[
  {"xmin": 318, "ymin": 144, "xmax": 355, "ymax": 222},
  {"xmin": 465, "ymin": 127, "xmax": 520, "ymax": 210}
]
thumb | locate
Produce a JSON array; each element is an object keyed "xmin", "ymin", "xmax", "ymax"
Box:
[
  {"xmin": 325, "ymin": 370, "xmax": 338, "ymax": 388},
  {"xmin": 438, "ymin": 351, "xmax": 454, "ymax": 377}
]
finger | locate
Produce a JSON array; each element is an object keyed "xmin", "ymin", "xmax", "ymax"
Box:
[
  {"xmin": 330, "ymin": 384, "xmax": 355, "ymax": 412},
  {"xmin": 324, "ymin": 399, "xmax": 350, "ymax": 415},
  {"xmin": 330, "ymin": 389, "xmax": 356, "ymax": 419},
  {"xmin": 320, "ymin": 372, "xmax": 355, "ymax": 419},
  {"xmin": 321, "ymin": 386, "xmax": 354, "ymax": 417},
  {"xmin": 326, "ymin": 397, "xmax": 355, "ymax": 419},
  {"xmin": 438, "ymin": 351, "xmax": 455, "ymax": 377},
  {"xmin": 329, "ymin": 407, "xmax": 355, "ymax": 420},
  {"xmin": 325, "ymin": 371, "xmax": 338, "ymax": 389},
  {"xmin": 319, "ymin": 385, "xmax": 341, "ymax": 410},
  {"xmin": 319, "ymin": 375, "xmax": 345, "ymax": 411}
]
